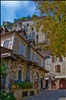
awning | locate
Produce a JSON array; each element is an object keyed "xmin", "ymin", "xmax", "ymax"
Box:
[
  {"xmin": 55, "ymin": 76, "xmax": 66, "ymax": 79},
  {"xmin": 45, "ymin": 77, "xmax": 49, "ymax": 80}
]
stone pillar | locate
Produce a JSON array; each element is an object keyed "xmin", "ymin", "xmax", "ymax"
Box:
[
  {"xmin": 56, "ymin": 79, "xmax": 59, "ymax": 89},
  {"xmin": 48, "ymin": 79, "xmax": 51, "ymax": 90}
]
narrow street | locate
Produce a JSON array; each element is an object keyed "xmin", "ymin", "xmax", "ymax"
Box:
[{"xmin": 23, "ymin": 90, "xmax": 66, "ymax": 100}]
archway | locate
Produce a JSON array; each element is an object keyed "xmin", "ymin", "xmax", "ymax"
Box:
[{"xmin": 59, "ymin": 79, "xmax": 66, "ymax": 89}]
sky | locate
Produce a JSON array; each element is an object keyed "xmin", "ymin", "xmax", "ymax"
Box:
[{"xmin": 1, "ymin": 1, "xmax": 40, "ymax": 25}]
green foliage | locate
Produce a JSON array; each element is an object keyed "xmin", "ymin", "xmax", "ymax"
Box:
[
  {"xmin": 0, "ymin": 59, "xmax": 7, "ymax": 78},
  {"xmin": 18, "ymin": 82, "xmax": 26, "ymax": 89},
  {"xmin": 12, "ymin": 23, "xmax": 15, "ymax": 26},
  {"xmin": 26, "ymin": 15, "xmax": 31, "ymax": 19},
  {"xmin": 0, "ymin": 90, "xmax": 16, "ymax": 100},
  {"xmin": 3, "ymin": 24, "xmax": 6, "ymax": 28},
  {"xmin": 32, "ymin": 14, "xmax": 38, "ymax": 18},
  {"xmin": 18, "ymin": 82, "xmax": 33, "ymax": 89},
  {"xmin": 20, "ymin": 17, "xmax": 25, "ymax": 21},
  {"xmin": 34, "ymin": 1, "xmax": 66, "ymax": 56},
  {"xmin": 12, "ymin": 82, "xmax": 18, "ymax": 89}
]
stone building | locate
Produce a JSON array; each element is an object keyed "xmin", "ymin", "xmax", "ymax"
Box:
[
  {"xmin": 3, "ymin": 18, "xmax": 47, "ymax": 45},
  {"xmin": 43, "ymin": 54, "xmax": 66, "ymax": 89},
  {"xmin": 2, "ymin": 17, "xmax": 66, "ymax": 90},
  {"xmin": 1, "ymin": 30, "xmax": 48, "ymax": 91},
  {"xmin": 21, "ymin": 18, "xmax": 66, "ymax": 90}
]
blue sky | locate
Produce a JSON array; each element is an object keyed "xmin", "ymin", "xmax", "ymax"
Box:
[{"xmin": 1, "ymin": 1, "xmax": 40, "ymax": 25}]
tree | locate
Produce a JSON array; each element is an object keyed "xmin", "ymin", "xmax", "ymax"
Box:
[
  {"xmin": 26, "ymin": 15, "xmax": 31, "ymax": 19},
  {"xmin": 0, "ymin": 59, "xmax": 7, "ymax": 78},
  {"xmin": 32, "ymin": 14, "xmax": 38, "ymax": 18},
  {"xmin": 33, "ymin": 1, "xmax": 66, "ymax": 57},
  {"xmin": 20, "ymin": 17, "xmax": 25, "ymax": 21}
]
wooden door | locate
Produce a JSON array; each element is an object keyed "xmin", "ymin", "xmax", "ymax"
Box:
[
  {"xmin": 51, "ymin": 81, "xmax": 56, "ymax": 89},
  {"xmin": 59, "ymin": 79, "xmax": 66, "ymax": 89}
]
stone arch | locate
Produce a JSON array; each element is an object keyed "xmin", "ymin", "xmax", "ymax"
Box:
[{"xmin": 59, "ymin": 78, "xmax": 66, "ymax": 89}]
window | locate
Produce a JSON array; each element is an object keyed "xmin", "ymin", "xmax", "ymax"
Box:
[
  {"xmin": 36, "ymin": 34, "xmax": 38, "ymax": 39},
  {"xmin": 19, "ymin": 43, "xmax": 25, "ymax": 56},
  {"xmin": 27, "ymin": 29, "xmax": 28, "ymax": 32},
  {"xmin": 41, "ymin": 59, "xmax": 44, "ymax": 67},
  {"xmin": 34, "ymin": 53, "xmax": 37, "ymax": 63},
  {"xmin": 55, "ymin": 65, "xmax": 60, "ymax": 73},
  {"xmin": 27, "ymin": 34, "xmax": 32, "ymax": 40},
  {"xmin": 31, "ymin": 27, "xmax": 34, "ymax": 31},
  {"xmin": 52, "ymin": 56, "xmax": 55, "ymax": 62},
  {"xmin": 27, "ymin": 23, "xmax": 29, "ymax": 27},
  {"xmin": 29, "ymin": 49, "xmax": 32, "ymax": 61},
  {"xmin": 36, "ymin": 34, "xmax": 38, "ymax": 43},
  {"xmin": 15, "ymin": 25, "xmax": 17, "ymax": 27},
  {"xmin": 3, "ymin": 40, "xmax": 9, "ymax": 48},
  {"xmin": 27, "ymin": 68, "xmax": 30, "ymax": 81},
  {"xmin": 18, "ymin": 70, "xmax": 22, "ymax": 81},
  {"xmin": 59, "ymin": 57, "xmax": 62, "ymax": 62}
]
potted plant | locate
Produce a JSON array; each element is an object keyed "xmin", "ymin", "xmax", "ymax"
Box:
[{"xmin": 18, "ymin": 82, "xmax": 25, "ymax": 90}]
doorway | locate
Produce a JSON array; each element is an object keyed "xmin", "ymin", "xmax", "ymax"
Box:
[
  {"xmin": 59, "ymin": 79, "xmax": 66, "ymax": 89},
  {"xmin": 51, "ymin": 81, "xmax": 56, "ymax": 89},
  {"xmin": 45, "ymin": 80, "xmax": 49, "ymax": 89}
]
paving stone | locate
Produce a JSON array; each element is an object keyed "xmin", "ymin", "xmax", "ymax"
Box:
[{"xmin": 23, "ymin": 90, "xmax": 66, "ymax": 100}]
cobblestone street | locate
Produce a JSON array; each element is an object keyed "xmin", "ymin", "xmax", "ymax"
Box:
[{"xmin": 23, "ymin": 90, "xmax": 66, "ymax": 100}]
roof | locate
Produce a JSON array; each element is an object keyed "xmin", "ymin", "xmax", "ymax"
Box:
[
  {"xmin": 40, "ymin": 50, "xmax": 51, "ymax": 58},
  {"xmin": 55, "ymin": 76, "xmax": 66, "ymax": 79}
]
